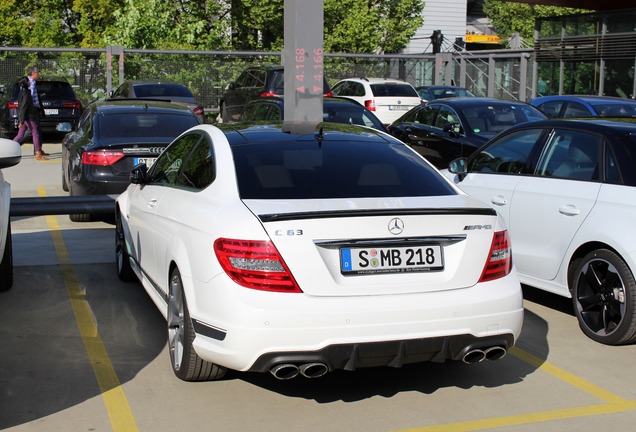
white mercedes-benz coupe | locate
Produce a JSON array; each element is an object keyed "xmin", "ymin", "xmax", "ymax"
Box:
[{"xmin": 116, "ymin": 123, "xmax": 523, "ymax": 381}]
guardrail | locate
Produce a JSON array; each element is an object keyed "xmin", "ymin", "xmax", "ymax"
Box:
[{"xmin": 9, "ymin": 195, "xmax": 117, "ymax": 217}]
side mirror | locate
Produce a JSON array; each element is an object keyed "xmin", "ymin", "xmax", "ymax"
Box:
[
  {"xmin": 227, "ymin": 82, "xmax": 237, "ymax": 90},
  {"xmin": 448, "ymin": 157, "xmax": 467, "ymax": 181},
  {"xmin": 130, "ymin": 163, "xmax": 148, "ymax": 185},
  {"xmin": 0, "ymin": 138, "xmax": 22, "ymax": 169}
]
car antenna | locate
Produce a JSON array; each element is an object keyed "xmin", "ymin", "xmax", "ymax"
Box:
[{"xmin": 316, "ymin": 125, "xmax": 324, "ymax": 142}]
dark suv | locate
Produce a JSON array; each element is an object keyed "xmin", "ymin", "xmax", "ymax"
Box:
[
  {"xmin": 0, "ymin": 78, "xmax": 83, "ymax": 138},
  {"xmin": 218, "ymin": 65, "xmax": 332, "ymax": 123}
]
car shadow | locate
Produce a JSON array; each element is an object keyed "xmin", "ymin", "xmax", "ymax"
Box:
[{"xmin": 0, "ymin": 230, "xmax": 166, "ymax": 429}]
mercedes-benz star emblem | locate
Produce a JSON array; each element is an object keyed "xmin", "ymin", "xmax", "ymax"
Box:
[{"xmin": 388, "ymin": 218, "xmax": 404, "ymax": 235}]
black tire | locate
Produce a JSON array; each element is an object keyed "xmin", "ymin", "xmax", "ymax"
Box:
[
  {"xmin": 68, "ymin": 180, "xmax": 91, "ymax": 222},
  {"xmin": 0, "ymin": 223, "xmax": 13, "ymax": 291},
  {"xmin": 115, "ymin": 211, "xmax": 136, "ymax": 282},
  {"xmin": 167, "ymin": 267, "xmax": 226, "ymax": 381},
  {"xmin": 61, "ymin": 154, "xmax": 69, "ymax": 192},
  {"xmin": 572, "ymin": 249, "xmax": 636, "ymax": 345}
]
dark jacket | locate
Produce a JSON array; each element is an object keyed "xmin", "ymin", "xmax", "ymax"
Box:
[{"xmin": 17, "ymin": 88, "xmax": 39, "ymax": 122}]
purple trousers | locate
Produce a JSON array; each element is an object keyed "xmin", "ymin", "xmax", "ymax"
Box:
[{"xmin": 14, "ymin": 119, "xmax": 42, "ymax": 152}]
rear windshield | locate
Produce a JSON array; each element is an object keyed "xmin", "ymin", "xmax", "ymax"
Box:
[
  {"xmin": 370, "ymin": 83, "xmax": 419, "ymax": 98},
  {"xmin": 133, "ymin": 84, "xmax": 193, "ymax": 98},
  {"xmin": 232, "ymin": 137, "xmax": 456, "ymax": 199},
  {"xmin": 98, "ymin": 112, "xmax": 198, "ymax": 141},
  {"xmin": 38, "ymin": 81, "xmax": 77, "ymax": 100}
]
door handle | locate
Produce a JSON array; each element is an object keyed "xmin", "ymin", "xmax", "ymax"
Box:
[
  {"xmin": 148, "ymin": 199, "xmax": 158, "ymax": 209},
  {"xmin": 559, "ymin": 205, "xmax": 581, "ymax": 216},
  {"xmin": 491, "ymin": 195, "xmax": 508, "ymax": 206}
]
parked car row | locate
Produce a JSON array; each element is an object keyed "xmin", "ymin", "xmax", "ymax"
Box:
[{"xmin": 6, "ymin": 65, "xmax": 636, "ymax": 385}]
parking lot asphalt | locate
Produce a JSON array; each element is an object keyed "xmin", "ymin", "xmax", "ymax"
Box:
[{"xmin": 2, "ymin": 141, "xmax": 636, "ymax": 432}]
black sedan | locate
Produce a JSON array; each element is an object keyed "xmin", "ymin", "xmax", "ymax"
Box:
[
  {"xmin": 240, "ymin": 96, "xmax": 387, "ymax": 131},
  {"xmin": 0, "ymin": 78, "xmax": 83, "ymax": 138},
  {"xmin": 388, "ymin": 97, "xmax": 547, "ymax": 169},
  {"xmin": 62, "ymin": 99, "xmax": 199, "ymax": 222}
]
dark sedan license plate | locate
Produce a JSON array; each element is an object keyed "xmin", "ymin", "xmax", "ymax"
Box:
[
  {"xmin": 340, "ymin": 245, "xmax": 443, "ymax": 275},
  {"xmin": 134, "ymin": 157, "xmax": 157, "ymax": 168}
]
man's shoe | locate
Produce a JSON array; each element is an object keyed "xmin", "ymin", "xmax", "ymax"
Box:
[
  {"xmin": 37, "ymin": 149, "xmax": 50, "ymax": 156},
  {"xmin": 35, "ymin": 150, "xmax": 46, "ymax": 160}
]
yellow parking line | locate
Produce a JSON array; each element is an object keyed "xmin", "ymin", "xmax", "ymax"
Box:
[
  {"xmin": 394, "ymin": 346, "xmax": 636, "ymax": 432},
  {"xmin": 40, "ymin": 187, "xmax": 139, "ymax": 432}
]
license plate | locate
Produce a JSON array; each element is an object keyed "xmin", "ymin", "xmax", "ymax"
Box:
[
  {"xmin": 340, "ymin": 244, "xmax": 443, "ymax": 275},
  {"xmin": 389, "ymin": 105, "xmax": 410, "ymax": 111},
  {"xmin": 134, "ymin": 157, "xmax": 157, "ymax": 168},
  {"xmin": 44, "ymin": 109, "xmax": 59, "ymax": 115}
]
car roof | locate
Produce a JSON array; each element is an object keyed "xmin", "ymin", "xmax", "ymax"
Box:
[
  {"xmin": 429, "ymin": 97, "xmax": 530, "ymax": 107},
  {"xmin": 533, "ymin": 95, "xmax": 636, "ymax": 104},
  {"xmin": 504, "ymin": 117, "xmax": 636, "ymax": 134},
  {"xmin": 211, "ymin": 122, "xmax": 393, "ymax": 146},
  {"xmin": 247, "ymin": 96, "xmax": 361, "ymax": 106},
  {"xmin": 339, "ymin": 77, "xmax": 412, "ymax": 85}
]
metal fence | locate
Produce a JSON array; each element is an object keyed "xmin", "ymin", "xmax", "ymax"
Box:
[{"xmin": 0, "ymin": 46, "xmax": 536, "ymax": 120}]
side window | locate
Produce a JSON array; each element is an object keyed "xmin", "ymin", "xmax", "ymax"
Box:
[
  {"xmin": 605, "ymin": 146, "xmax": 621, "ymax": 184},
  {"xmin": 537, "ymin": 130, "xmax": 601, "ymax": 180},
  {"xmin": 538, "ymin": 101, "xmax": 563, "ymax": 118},
  {"xmin": 563, "ymin": 102, "xmax": 591, "ymax": 118},
  {"xmin": 332, "ymin": 82, "xmax": 347, "ymax": 96},
  {"xmin": 352, "ymin": 82, "xmax": 365, "ymax": 97},
  {"xmin": 415, "ymin": 105, "xmax": 437, "ymax": 125},
  {"xmin": 76, "ymin": 108, "xmax": 91, "ymax": 136},
  {"xmin": 469, "ymin": 128, "xmax": 544, "ymax": 174},
  {"xmin": 434, "ymin": 106, "xmax": 459, "ymax": 129},
  {"xmin": 112, "ymin": 83, "xmax": 126, "ymax": 98},
  {"xmin": 147, "ymin": 133, "xmax": 201, "ymax": 185},
  {"xmin": 235, "ymin": 71, "xmax": 249, "ymax": 87},
  {"xmin": 175, "ymin": 137, "xmax": 216, "ymax": 190}
]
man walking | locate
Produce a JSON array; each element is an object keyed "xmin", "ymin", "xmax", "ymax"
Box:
[{"xmin": 26, "ymin": 66, "xmax": 49, "ymax": 156}]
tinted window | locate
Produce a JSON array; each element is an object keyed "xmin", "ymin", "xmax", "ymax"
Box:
[
  {"xmin": 563, "ymin": 102, "xmax": 591, "ymax": 118},
  {"xmin": 38, "ymin": 82, "xmax": 76, "ymax": 99},
  {"xmin": 469, "ymin": 128, "xmax": 544, "ymax": 174},
  {"xmin": 434, "ymin": 106, "xmax": 460, "ymax": 129},
  {"xmin": 232, "ymin": 137, "xmax": 456, "ymax": 199},
  {"xmin": 133, "ymin": 84, "xmax": 193, "ymax": 98},
  {"xmin": 591, "ymin": 102, "xmax": 636, "ymax": 117},
  {"xmin": 323, "ymin": 105, "xmax": 384, "ymax": 129},
  {"xmin": 148, "ymin": 133, "xmax": 201, "ymax": 185},
  {"xmin": 537, "ymin": 130, "xmax": 601, "ymax": 180},
  {"xmin": 462, "ymin": 104, "xmax": 546, "ymax": 135},
  {"xmin": 175, "ymin": 136, "xmax": 216, "ymax": 190},
  {"xmin": 370, "ymin": 83, "xmax": 419, "ymax": 97},
  {"xmin": 414, "ymin": 105, "xmax": 436, "ymax": 125},
  {"xmin": 98, "ymin": 112, "xmax": 198, "ymax": 141}
]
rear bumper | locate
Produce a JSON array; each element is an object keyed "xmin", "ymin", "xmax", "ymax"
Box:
[{"xmin": 186, "ymin": 271, "xmax": 524, "ymax": 372}]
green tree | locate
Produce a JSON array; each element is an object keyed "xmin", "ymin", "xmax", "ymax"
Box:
[{"xmin": 483, "ymin": 0, "xmax": 588, "ymax": 43}]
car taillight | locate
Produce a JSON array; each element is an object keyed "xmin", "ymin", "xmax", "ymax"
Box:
[
  {"xmin": 479, "ymin": 230, "xmax": 512, "ymax": 282},
  {"xmin": 192, "ymin": 104, "xmax": 204, "ymax": 116},
  {"xmin": 82, "ymin": 150, "xmax": 126, "ymax": 166},
  {"xmin": 7, "ymin": 101, "xmax": 18, "ymax": 109},
  {"xmin": 259, "ymin": 91, "xmax": 280, "ymax": 98},
  {"xmin": 63, "ymin": 101, "xmax": 82, "ymax": 109},
  {"xmin": 214, "ymin": 238, "xmax": 302, "ymax": 293},
  {"xmin": 364, "ymin": 100, "xmax": 376, "ymax": 111},
  {"xmin": 324, "ymin": 91, "xmax": 334, "ymax": 97}
]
